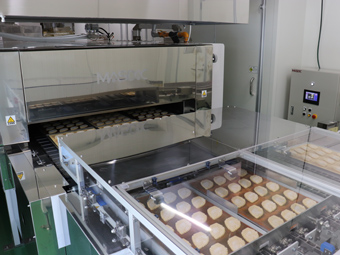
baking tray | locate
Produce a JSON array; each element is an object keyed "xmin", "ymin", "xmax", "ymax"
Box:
[
  {"xmin": 190, "ymin": 168, "xmax": 316, "ymax": 231},
  {"xmin": 136, "ymin": 184, "xmax": 262, "ymax": 254}
]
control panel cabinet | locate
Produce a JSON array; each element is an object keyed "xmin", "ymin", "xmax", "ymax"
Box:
[{"xmin": 288, "ymin": 69, "xmax": 340, "ymax": 126}]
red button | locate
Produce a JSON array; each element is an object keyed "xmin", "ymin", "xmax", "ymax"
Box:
[{"xmin": 312, "ymin": 114, "xmax": 317, "ymax": 119}]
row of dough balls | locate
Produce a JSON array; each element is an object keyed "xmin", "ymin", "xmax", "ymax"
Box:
[
  {"xmin": 290, "ymin": 144, "xmax": 340, "ymax": 172},
  {"xmin": 167, "ymin": 215, "xmax": 258, "ymax": 253},
  {"xmin": 201, "ymin": 174, "xmax": 264, "ymax": 193}
]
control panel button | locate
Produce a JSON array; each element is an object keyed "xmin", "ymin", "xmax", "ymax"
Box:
[
  {"xmin": 312, "ymin": 114, "xmax": 318, "ymax": 119},
  {"xmin": 308, "ymin": 108, "xmax": 312, "ymax": 112},
  {"xmin": 302, "ymin": 112, "xmax": 306, "ymax": 116},
  {"xmin": 307, "ymin": 114, "xmax": 311, "ymax": 117},
  {"xmin": 303, "ymin": 106, "xmax": 307, "ymax": 111}
]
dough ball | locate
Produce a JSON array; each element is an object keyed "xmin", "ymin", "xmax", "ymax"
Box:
[
  {"xmin": 315, "ymin": 159, "xmax": 327, "ymax": 167},
  {"xmin": 210, "ymin": 223, "xmax": 225, "ymax": 240},
  {"xmin": 201, "ymin": 179, "xmax": 214, "ymax": 190},
  {"xmin": 176, "ymin": 201, "xmax": 191, "ymax": 214},
  {"xmin": 261, "ymin": 200, "xmax": 277, "ymax": 213},
  {"xmin": 302, "ymin": 198, "xmax": 317, "ymax": 208},
  {"xmin": 192, "ymin": 232, "xmax": 209, "ymax": 249},
  {"xmin": 160, "ymin": 209, "xmax": 175, "ymax": 222},
  {"xmin": 147, "ymin": 199, "xmax": 160, "ymax": 210},
  {"xmin": 213, "ymin": 176, "xmax": 227, "ymax": 186},
  {"xmin": 227, "ymin": 236, "xmax": 246, "ymax": 252},
  {"xmin": 191, "ymin": 211, "xmax": 207, "ymax": 224},
  {"xmin": 272, "ymin": 194, "xmax": 287, "ymax": 206},
  {"xmin": 228, "ymin": 183, "xmax": 241, "ymax": 193},
  {"xmin": 294, "ymin": 148, "xmax": 305, "ymax": 154},
  {"xmin": 268, "ymin": 215, "xmax": 284, "ymax": 228},
  {"xmin": 248, "ymin": 205, "xmax": 264, "ymax": 219},
  {"xmin": 178, "ymin": 187, "xmax": 192, "ymax": 199},
  {"xmin": 314, "ymin": 150, "xmax": 326, "ymax": 156},
  {"xmin": 244, "ymin": 192, "xmax": 259, "ymax": 203},
  {"xmin": 191, "ymin": 196, "xmax": 206, "ymax": 209},
  {"xmin": 290, "ymin": 203, "xmax": 306, "ymax": 214},
  {"xmin": 215, "ymin": 187, "xmax": 229, "ymax": 198},
  {"xmin": 175, "ymin": 219, "xmax": 192, "ymax": 235},
  {"xmin": 266, "ymin": 182, "xmax": 280, "ymax": 192},
  {"xmin": 281, "ymin": 209, "xmax": 297, "ymax": 221},
  {"xmin": 321, "ymin": 147, "xmax": 332, "ymax": 154},
  {"xmin": 224, "ymin": 217, "xmax": 241, "ymax": 232},
  {"xmin": 224, "ymin": 172, "xmax": 236, "ymax": 181},
  {"xmin": 238, "ymin": 179, "xmax": 251, "ymax": 189},
  {"xmin": 254, "ymin": 186, "xmax": 268, "ymax": 197},
  {"xmin": 307, "ymin": 152, "xmax": 319, "ymax": 159},
  {"xmin": 164, "ymin": 192, "xmax": 177, "ymax": 204},
  {"xmin": 239, "ymin": 169, "xmax": 248, "ymax": 177},
  {"xmin": 308, "ymin": 143, "xmax": 318, "ymax": 149},
  {"xmin": 207, "ymin": 206, "xmax": 223, "ymax": 220},
  {"xmin": 231, "ymin": 196, "xmax": 246, "ymax": 208},
  {"xmin": 283, "ymin": 190, "xmax": 298, "ymax": 201},
  {"xmin": 324, "ymin": 157, "xmax": 335, "ymax": 164},
  {"xmin": 250, "ymin": 175, "xmax": 263, "ymax": 184},
  {"xmin": 241, "ymin": 227, "xmax": 259, "ymax": 243},
  {"xmin": 328, "ymin": 154, "xmax": 340, "ymax": 161},
  {"xmin": 209, "ymin": 243, "xmax": 228, "ymax": 255}
]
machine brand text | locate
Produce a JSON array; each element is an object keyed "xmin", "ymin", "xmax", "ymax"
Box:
[{"xmin": 97, "ymin": 69, "xmax": 147, "ymax": 84}]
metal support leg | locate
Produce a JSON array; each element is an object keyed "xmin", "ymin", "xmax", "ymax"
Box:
[{"xmin": 129, "ymin": 212, "xmax": 141, "ymax": 254}]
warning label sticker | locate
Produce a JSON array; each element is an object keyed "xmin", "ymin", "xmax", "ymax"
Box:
[
  {"xmin": 201, "ymin": 90, "xmax": 207, "ymax": 98},
  {"xmin": 6, "ymin": 115, "xmax": 16, "ymax": 126},
  {"xmin": 17, "ymin": 172, "xmax": 25, "ymax": 181}
]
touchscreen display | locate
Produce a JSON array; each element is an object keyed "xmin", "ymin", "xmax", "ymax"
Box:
[{"xmin": 303, "ymin": 90, "xmax": 320, "ymax": 105}]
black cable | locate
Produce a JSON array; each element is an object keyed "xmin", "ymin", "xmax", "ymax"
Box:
[
  {"xmin": 98, "ymin": 27, "xmax": 114, "ymax": 41},
  {"xmin": 317, "ymin": 0, "xmax": 324, "ymax": 70}
]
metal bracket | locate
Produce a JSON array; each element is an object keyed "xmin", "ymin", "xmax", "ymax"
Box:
[{"xmin": 277, "ymin": 241, "xmax": 299, "ymax": 255}]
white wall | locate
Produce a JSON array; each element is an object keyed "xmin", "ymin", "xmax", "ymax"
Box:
[{"xmin": 302, "ymin": 0, "xmax": 340, "ymax": 70}]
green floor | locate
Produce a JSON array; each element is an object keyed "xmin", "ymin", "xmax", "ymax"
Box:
[{"xmin": 0, "ymin": 188, "xmax": 38, "ymax": 255}]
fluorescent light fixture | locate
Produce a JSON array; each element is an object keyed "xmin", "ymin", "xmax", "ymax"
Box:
[
  {"xmin": 108, "ymin": 160, "xmax": 117, "ymax": 164},
  {"xmin": 161, "ymin": 203, "xmax": 211, "ymax": 232}
]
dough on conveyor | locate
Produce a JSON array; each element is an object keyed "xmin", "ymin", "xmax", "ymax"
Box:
[
  {"xmin": 290, "ymin": 203, "xmax": 306, "ymax": 214},
  {"xmin": 254, "ymin": 186, "xmax": 268, "ymax": 197},
  {"xmin": 238, "ymin": 179, "xmax": 251, "ymax": 189},
  {"xmin": 241, "ymin": 227, "xmax": 259, "ymax": 243},
  {"xmin": 213, "ymin": 176, "xmax": 227, "ymax": 186},
  {"xmin": 261, "ymin": 200, "xmax": 277, "ymax": 213},
  {"xmin": 314, "ymin": 150, "xmax": 326, "ymax": 156},
  {"xmin": 308, "ymin": 143, "xmax": 318, "ymax": 149},
  {"xmin": 175, "ymin": 219, "xmax": 192, "ymax": 235},
  {"xmin": 227, "ymin": 236, "xmax": 246, "ymax": 252},
  {"xmin": 321, "ymin": 147, "xmax": 332, "ymax": 154},
  {"xmin": 266, "ymin": 182, "xmax": 280, "ymax": 192},
  {"xmin": 248, "ymin": 205, "xmax": 264, "ymax": 219},
  {"xmin": 272, "ymin": 194, "xmax": 287, "ymax": 206},
  {"xmin": 268, "ymin": 215, "xmax": 284, "ymax": 228},
  {"xmin": 228, "ymin": 183, "xmax": 241, "ymax": 194},
  {"xmin": 331, "ymin": 165, "xmax": 340, "ymax": 173},
  {"xmin": 224, "ymin": 217, "xmax": 241, "ymax": 232},
  {"xmin": 294, "ymin": 148, "xmax": 305, "ymax": 154},
  {"xmin": 328, "ymin": 154, "xmax": 340, "ymax": 161},
  {"xmin": 147, "ymin": 199, "xmax": 160, "ymax": 210},
  {"xmin": 315, "ymin": 159, "xmax": 327, "ymax": 167},
  {"xmin": 215, "ymin": 187, "xmax": 229, "ymax": 198},
  {"xmin": 191, "ymin": 211, "xmax": 207, "ymax": 224},
  {"xmin": 176, "ymin": 201, "xmax": 191, "ymax": 214},
  {"xmin": 244, "ymin": 192, "xmax": 259, "ymax": 203},
  {"xmin": 191, "ymin": 196, "xmax": 206, "ymax": 209},
  {"xmin": 210, "ymin": 223, "xmax": 225, "ymax": 239},
  {"xmin": 201, "ymin": 179, "xmax": 214, "ymax": 190},
  {"xmin": 207, "ymin": 206, "xmax": 223, "ymax": 220},
  {"xmin": 160, "ymin": 209, "xmax": 175, "ymax": 222},
  {"xmin": 239, "ymin": 169, "xmax": 248, "ymax": 177},
  {"xmin": 178, "ymin": 188, "xmax": 192, "ymax": 199},
  {"xmin": 192, "ymin": 232, "xmax": 209, "ymax": 249},
  {"xmin": 224, "ymin": 173, "xmax": 236, "ymax": 181},
  {"xmin": 281, "ymin": 209, "xmax": 297, "ymax": 221},
  {"xmin": 250, "ymin": 175, "xmax": 263, "ymax": 184},
  {"xmin": 324, "ymin": 157, "xmax": 335, "ymax": 164},
  {"xmin": 209, "ymin": 243, "xmax": 228, "ymax": 255},
  {"xmin": 302, "ymin": 198, "xmax": 317, "ymax": 208},
  {"xmin": 231, "ymin": 196, "xmax": 246, "ymax": 208},
  {"xmin": 283, "ymin": 190, "xmax": 298, "ymax": 201},
  {"xmin": 163, "ymin": 192, "xmax": 177, "ymax": 204},
  {"xmin": 307, "ymin": 152, "xmax": 319, "ymax": 159}
]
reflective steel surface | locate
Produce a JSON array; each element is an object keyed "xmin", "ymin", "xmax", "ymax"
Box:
[{"xmin": 0, "ymin": 52, "xmax": 29, "ymax": 145}]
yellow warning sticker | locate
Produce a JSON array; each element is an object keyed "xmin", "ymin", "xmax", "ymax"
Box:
[
  {"xmin": 17, "ymin": 172, "xmax": 25, "ymax": 181},
  {"xmin": 201, "ymin": 90, "xmax": 207, "ymax": 98},
  {"xmin": 6, "ymin": 115, "xmax": 16, "ymax": 126}
]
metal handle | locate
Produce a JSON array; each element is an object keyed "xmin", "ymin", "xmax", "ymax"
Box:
[{"xmin": 250, "ymin": 77, "xmax": 255, "ymax": 96}]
